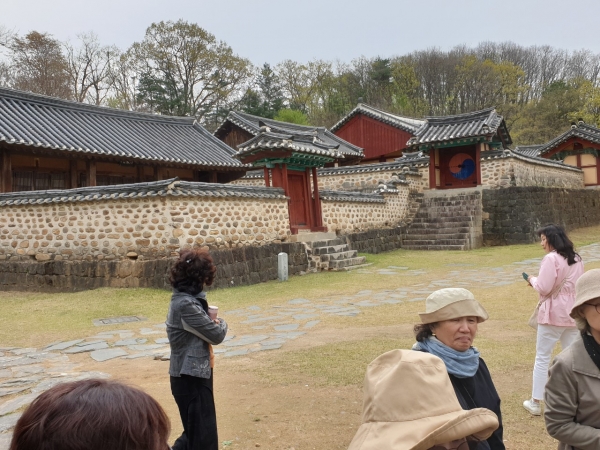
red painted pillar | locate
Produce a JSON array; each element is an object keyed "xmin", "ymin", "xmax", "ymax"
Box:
[
  {"xmin": 263, "ymin": 167, "xmax": 270, "ymax": 187},
  {"xmin": 429, "ymin": 149, "xmax": 436, "ymax": 189},
  {"xmin": 312, "ymin": 167, "xmax": 324, "ymax": 230},
  {"xmin": 476, "ymin": 144, "xmax": 482, "ymax": 186}
]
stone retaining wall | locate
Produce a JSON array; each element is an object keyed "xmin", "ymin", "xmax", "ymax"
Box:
[
  {"xmin": 318, "ymin": 164, "xmax": 426, "ymax": 192},
  {"xmin": 342, "ymin": 227, "xmax": 405, "ymax": 253},
  {"xmin": 0, "ymin": 241, "xmax": 309, "ymax": 292},
  {"xmin": 482, "ymin": 187, "xmax": 600, "ymax": 245}
]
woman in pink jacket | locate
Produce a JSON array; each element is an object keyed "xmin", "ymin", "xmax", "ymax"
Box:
[{"xmin": 523, "ymin": 224, "xmax": 583, "ymax": 416}]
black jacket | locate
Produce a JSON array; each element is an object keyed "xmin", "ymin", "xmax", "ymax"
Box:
[{"xmin": 449, "ymin": 358, "xmax": 505, "ymax": 450}]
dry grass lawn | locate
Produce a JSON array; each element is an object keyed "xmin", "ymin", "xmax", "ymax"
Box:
[{"xmin": 2, "ymin": 225, "xmax": 600, "ymax": 449}]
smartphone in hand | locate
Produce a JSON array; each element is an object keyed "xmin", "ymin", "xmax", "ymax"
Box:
[{"xmin": 522, "ymin": 272, "xmax": 529, "ymax": 281}]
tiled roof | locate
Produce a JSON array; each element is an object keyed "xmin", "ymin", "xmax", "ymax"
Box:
[
  {"xmin": 481, "ymin": 149, "xmax": 582, "ymax": 172},
  {"xmin": 0, "ymin": 87, "xmax": 245, "ymax": 169},
  {"xmin": 513, "ymin": 145, "xmax": 544, "ymax": 158},
  {"xmin": 318, "ymin": 160, "xmax": 425, "ymax": 177},
  {"xmin": 330, "ymin": 103, "xmax": 425, "ymax": 133},
  {"xmin": 319, "ymin": 190, "xmax": 386, "ymax": 203},
  {"xmin": 535, "ymin": 122, "xmax": 600, "ymax": 156},
  {"xmin": 408, "ymin": 107, "xmax": 512, "ymax": 148},
  {"xmin": 216, "ymin": 111, "xmax": 364, "ymax": 159},
  {"xmin": 0, "ymin": 178, "xmax": 285, "ymax": 206},
  {"xmin": 236, "ymin": 128, "xmax": 343, "ymax": 160}
]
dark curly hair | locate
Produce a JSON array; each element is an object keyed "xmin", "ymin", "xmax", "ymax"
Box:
[
  {"xmin": 170, "ymin": 248, "xmax": 217, "ymax": 295},
  {"xmin": 536, "ymin": 224, "xmax": 580, "ymax": 265},
  {"xmin": 414, "ymin": 323, "xmax": 436, "ymax": 342}
]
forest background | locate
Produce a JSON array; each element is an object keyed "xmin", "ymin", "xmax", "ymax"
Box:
[{"xmin": 2, "ymin": 19, "xmax": 600, "ymax": 146}]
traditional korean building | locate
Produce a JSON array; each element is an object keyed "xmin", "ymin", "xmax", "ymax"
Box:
[
  {"xmin": 514, "ymin": 121, "xmax": 600, "ymax": 187},
  {"xmin": 234, "ymin": 124, "xmax": 343, "ymax": 234},
  {"xmin": 330, "ymin": 103, "xmax": 425, "ymax": 163},
  {"xmin": 0, "ymin": 87, "xmax": 247, "ymax": 193},
  {"xmin": 406, "ymin": 107, "xmax": 511, "ymax": 190},
  {"xmin": 214, "ymin": 111, "xmax": 363, "ymax": 166}
]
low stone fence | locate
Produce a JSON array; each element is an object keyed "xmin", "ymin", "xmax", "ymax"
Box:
[
  {"xmin": 0, "ymin": 241, "xmax": 309, "ymax": 292},
  {"xmin": 317, "ymin": 162, "xmax": 426, "ymax": 192},
  {"xmin": 482, "ymin": 187, "xmax": 600, "ymax": 245},
  {"xmin": 0, "ymin": 179, "xmax": 291, "ymax": 262}
]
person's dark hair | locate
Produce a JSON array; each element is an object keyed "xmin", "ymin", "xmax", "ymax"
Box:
[
  {"xmin": 170, "ymin": 248, "xmax": 217, "ymax": 295},
  {"xmin": 9, "ymin": 379, "xmax": 170, "ymax": 450},
  {"xmin": 414, "ymin": 323, "xmax": 435, "ymax": 342},
  {"xmin": 536, "ymin": 224, "xmax": 580, "ymax": 265}
]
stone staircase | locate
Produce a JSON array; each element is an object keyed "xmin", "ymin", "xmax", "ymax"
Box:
[
  {"xmin": 293, "ymin": 232, "xmax": 366, "ymax": 271},
  {"xmin": 402, "ymin": 189, "xmax": 483, "ymax": 251}
]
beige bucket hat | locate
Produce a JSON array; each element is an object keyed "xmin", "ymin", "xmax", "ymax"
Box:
[
  {"xmin": 348, "ymin": 349, "xmax": 498, "ymax": 450},
  {"xmin": 419, "ymin": 288, "xmax": 489, "ymax": 324},
  {"xmin": 570, "ymin": 268, "xmax": 600, "ymax": 318}
]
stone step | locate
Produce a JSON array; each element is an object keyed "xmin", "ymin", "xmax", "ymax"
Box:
[
  {"xmin": 403, "ymin": 233, "xmax": 471, "ymax": 240},
  {"xmin": 329, "ymin": 256, "xmax": 367, "ymax": 270},
  {"xmin": 309, "ymin": 238, "xmax": 346, "ymax": 248},
  {"xmin": 311, "ymin": 244, "xmax": 350, "ymax": 255},
  {"xmin": 319, "ymin": 250, "xmax": 358, "ymax": 262},
  {"xmin": 402, "ymin": 244, "xmax": 466, "ymax": 251},
  {"xmin": 401, "ymin": 238, "xmax": 468, "ymax": 246},
  {"xmin": 406, "ymin": 227, "xmax": 472, "ymax": 235},
  {"xmin": 409, "ymin": 217, "xmax": 473, "ymax": 225}
]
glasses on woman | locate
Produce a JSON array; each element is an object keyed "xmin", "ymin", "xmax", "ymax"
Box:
[
  {"xmin": 584, "ymin": 303, "xmax": 600, "ymax": 314},
  {"xmin": 429, "ymin": 442, "xmax": 470, "ymax": 450}
]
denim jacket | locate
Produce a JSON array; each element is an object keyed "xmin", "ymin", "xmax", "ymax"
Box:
[{"xmin": 166, "ymin": 290, "xmax": 228, "ymax": 379}]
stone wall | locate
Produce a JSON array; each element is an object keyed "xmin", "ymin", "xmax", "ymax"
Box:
[
  {"xmin": 0, "ymin": 241, "xmax": 309, "ymax": 292},
  {"xmin": 320, "ymin": 185, "xmax": 412, "ymax": 234},
  {"xmin": 482, "ymin": 187, "xmax": 600, "ymax": 245},
  {"xmin": 342, "ymin": 227, "xmax": 405, "ymax": 253},
  {"xmin": 480, "ymin": 152, "xmax": 583, "ymax": 189},
  {"xmin": 0, "ymin": 183, "xmax": 291, "ymax": 263}
]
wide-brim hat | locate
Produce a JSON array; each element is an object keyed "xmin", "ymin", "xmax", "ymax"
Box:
[
  {"xmin": 419, "ymin": 288, "xmax": 489, "ymax": 324},
  {"xmin": 348, "ymin": 350, "xmax": 498, "ymax": 450},
  {"xmin": 570, "ymin": 268, "xmax": 600, "ymax": 318}
]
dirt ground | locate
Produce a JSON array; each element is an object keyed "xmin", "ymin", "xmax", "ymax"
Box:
[{"xmin": 74, "ymin": 322, "xmax": 557, "ymax": 450}]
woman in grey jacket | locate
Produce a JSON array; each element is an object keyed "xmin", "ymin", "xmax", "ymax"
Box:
[
  {"xmin": 167, "ymin": 248, "xmax": 228, "ymax": 450},
  {"xmin": 544, "ymin": 268, "xmax": 600, "ymax": 450}
]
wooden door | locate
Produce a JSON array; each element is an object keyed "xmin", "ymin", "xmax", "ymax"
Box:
[
  {"xmin": 439, "ymin": 146, "xmax": 478, "ymax": 189},
  {"xmin": 288, "ymin": 172, "xmax": 309, "ymax": 228}
]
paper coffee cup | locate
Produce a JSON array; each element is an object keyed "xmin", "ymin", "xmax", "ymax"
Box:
[{"xmin": 208, "ymin": 305, "xmax": 218, "ymax": 320}]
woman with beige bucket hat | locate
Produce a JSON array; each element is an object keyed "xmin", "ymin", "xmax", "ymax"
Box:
[
  {"xmin": 544, "ymin": 268, "xmax": 600, "ymax": 450},
  {"xmin": 348, "ymin": 349, "xmax": 499, "ymax": 450},
  {"xmin": 412, "ymin": 288, "xmax": 504, "ymax": 450}
]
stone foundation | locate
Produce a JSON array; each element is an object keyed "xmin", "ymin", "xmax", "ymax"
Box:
[{"xmin": 0, "ymin": 241, "xmax": 309, "ymax": 292}]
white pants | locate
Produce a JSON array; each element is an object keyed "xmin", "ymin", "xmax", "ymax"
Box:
[{"xmin": 532, "ymin": 324, "xmax": 580, "ymax": 400}]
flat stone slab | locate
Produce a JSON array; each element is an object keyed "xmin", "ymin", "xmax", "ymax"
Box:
[
  {"xmin": 90, "ymin": 348, "xmax": 128, "ymax": 362},
  {"xmin": 115, "ymin": 338, "xmax": 147, "ymax": 346},
  {"xmin": 273, "ymin": 324, "xmax": 299, "ymax": 331},
  {"xmin": 10, "ymin": 348, "xmax": 37, "ymax": 355},
  {"xmin": 223, "ymin": 349, "xmax": 249, "ymax": 357},
  {"xmin": 288, "ymin": 298, "xmax": 311, "ymax": 304},
  {"xmin": 224, "ymin": 336, "xmax": 269, "ymax": 347},
  {"xmin": 155, "ymin": 338, "xmax": 169, "ymax": 344},
  {"xmin": 44, "ymin": 339, "xmax": 83, "ymax": 352},
  {"xmin": 0, "ymin": 387, "xmax": 28, "ymax": 397},
  {"xmin": 0, "ymin": 369, "xmax": 11, "ymax": 378},
  {"xmin": 63, "ymin": 342, "xmax": 109, "ymax": 354},
  {"xmin": 292, "ymin": 314, "xmax": 319, "ymax": 320},
  {"xmin": 0, "ymin": 392, "xmax": 38, "ymax": 416},
  {"xmin": 258, "ymin": 344, "xmax": 282, "ymax": 350},
  {"xmin": 303, "ymin": 320, "xmax": 320, "ymax": 329},
  {"xmin": 0, "ymin": 412, "xmax": 21, "ymax": 432},
  {"xmin": 271, "ymin": 332, "xmax": 305, "ymax": 340},
  {"xmin": 0, "ymin": 358, "xmax": 40, "ymax": 369},
  {"xmin": 353, "ymin": 300, "xmax": 379, "ymax": 307},
  {"xmin": 0, "ymin": 433, "xmax": 12, "ymax": 449},
  {"xmin": 93, "ymin": 316, "xmax": 146, "ymax": 326},
  {"xmin": 127, "ymin": 344, "xmax": 165, "ymax": 351}
]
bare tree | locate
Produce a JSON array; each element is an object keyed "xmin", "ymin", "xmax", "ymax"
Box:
[{"xmin": 65, "ymin": 32, "xmax": 119, "ymax": 105}]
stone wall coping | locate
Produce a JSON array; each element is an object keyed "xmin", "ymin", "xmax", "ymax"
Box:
[
  {"xmin": 483, "ymin": 149, "xmax": 583, "ymax": 172},
  {"xmin": 317, "ymin": 161, "xmax": 424, "ymax": 176},
  {"xmin": 0, "ymin": 178, "xmax": 287, "ymax": 206},
  {"xmin": 319, "ymin": 190, "xmax": 386, "ymax": 203}
]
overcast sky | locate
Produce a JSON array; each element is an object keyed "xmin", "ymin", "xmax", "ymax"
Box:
[{"xmin": 3, "ymin": 0, "xmax": 600, "ymax": 65}]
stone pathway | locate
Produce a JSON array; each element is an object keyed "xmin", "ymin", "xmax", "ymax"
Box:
[{"xmin": 1, "ymin": 242, "xmax": 599, "ymax": 446}]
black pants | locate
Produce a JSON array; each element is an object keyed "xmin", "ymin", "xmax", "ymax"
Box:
[{"xmin": 170, "ymin": 372, "xmax": 218, "ymax": 450}]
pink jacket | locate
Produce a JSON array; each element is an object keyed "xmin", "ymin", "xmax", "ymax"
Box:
[{"xmin": 529, "ymin": 251, "xmax": 583, "ymax": 327}]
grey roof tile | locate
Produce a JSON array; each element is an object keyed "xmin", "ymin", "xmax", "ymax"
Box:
[
  {"xmin": 513, "ymin": 145, "xmax": 545, "ymax": 157},
  {"xmin": 319, "ymin": 190, "xmax": 386, "ymax": 203},
  {"xmin": 330, "ymin": 103, "xmax": 425, "ymax": 133},
  {"xmin": 215, "ymin": 111, "xmax": 363, "ymax": 158},
  {"xmin": 0, "ymin": 87, "xmax": 245, "ymax": 169},
  {"xmin": 408, "ymin": 107, "xmax": 511, "ymax": 148},
  {"xmin": 0, "ymin": 178, "xmax": 286, "ymax": 206},
  {"xmin": 534, "ymin": 122, "xmax": 600, "ymax": 156}
]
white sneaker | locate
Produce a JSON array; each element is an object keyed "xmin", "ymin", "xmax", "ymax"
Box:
[{"xmin": 523, "ymin": 398, "xmax": 542, "ymax": 416}]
